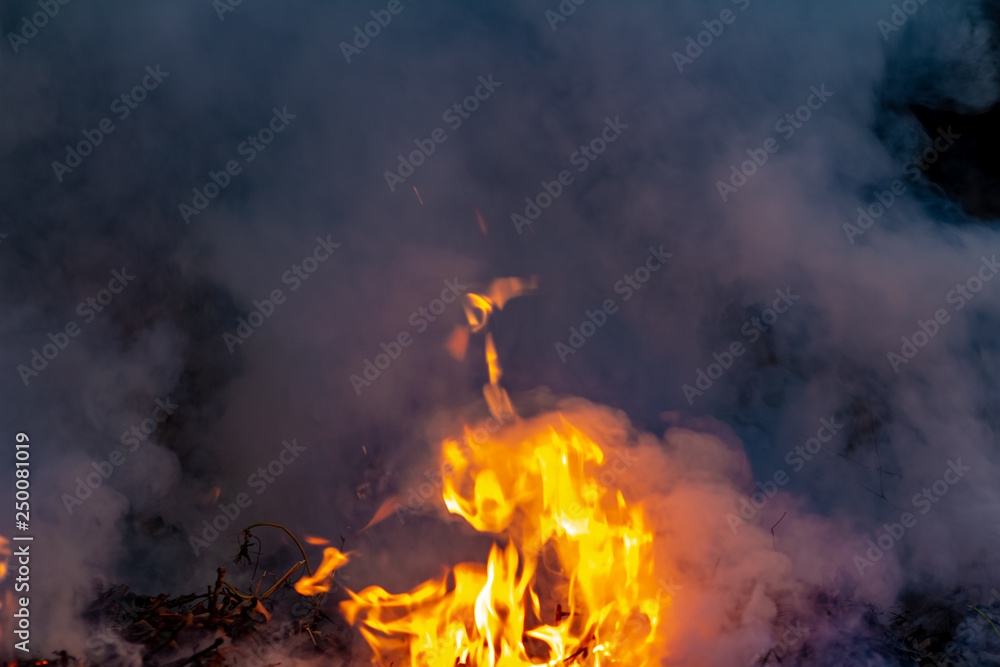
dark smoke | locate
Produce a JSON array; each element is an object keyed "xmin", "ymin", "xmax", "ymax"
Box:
[{"xmin": 1, "ymin": 0, "xmax": 1000, "ymax": 664}]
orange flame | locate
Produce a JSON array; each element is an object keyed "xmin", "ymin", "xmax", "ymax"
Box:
[
  {"xmin": 301, "ymin": 277, "xmax": 668, "ymax": 665},
  {"xmin": 339, "ymin": 417, "xmax": 668, "ymax": 666},
  {"xmin": 0, "ymin": 535, "xmax": 9, "ymax": 614},
  {"xmin": 461, "ymin": 277, "xmax": 538, "ymax": 334},
  {"xmin": 0, "ymin": 536, "xmax": 8, "ymax": 578},
  {"xmin": 294, "ymin": 547, "xmax": 351, "ymax": 596},
  {"xmin": 459, "ymin": 277, "xmax": 537, "ymax": 421}
]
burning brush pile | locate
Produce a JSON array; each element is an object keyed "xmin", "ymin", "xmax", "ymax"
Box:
[
  {"xmin": 296, "ymin": 278, "xmax": 673, "ymax": 666},
  {"xmin": 4, "ymin": 278, "xmax": 674, "ymax": 666},
  {"xmin": 307, "ymin": 412, "xmax": 669, "ymax": 666},
  {"xmin": 0, "ymin": 279, "xmax": 974, "ymax": 666}
]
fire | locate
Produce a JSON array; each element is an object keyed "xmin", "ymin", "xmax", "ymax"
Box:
[
  {"xmin": 344, "ymin": 417, "xmax": 667, "ymax": 666},
  {"xmin": 0, "ymin": 535, "xmax": 10, "ymax": 620},
  {"xmin": 299, "ymin": 279, "xmax": 668, "ymax": 665},
  {"xmin": 459, "ymin": 277, "xmax": 537, "ymax": 420},
  {"xmin": 0, "ymin": 534, "xmax": 9, "ymax": 582},
  {"xmin": 295, "ymin": 546, "xmax": 351, "ymax": 596}
]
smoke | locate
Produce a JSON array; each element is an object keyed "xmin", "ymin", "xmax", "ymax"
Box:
[{"xmin": 1, "ymin": 0, "xmax": 1000, "ymax": 663}]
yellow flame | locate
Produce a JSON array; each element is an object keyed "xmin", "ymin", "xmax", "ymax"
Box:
[
  {"xmin": 339, "ymin": 417, "xmax": 668, "ymax": 666},
  {"xmin": 307, "ymin": 276, "xmax": 667, "ymax": 665},
  {"xmin": 461, "ymin": 277, "xmax": 538, "ymax": 334},
  {"xmin": 460, "ymin": 277, "xmax": 537, "ymax": 422},
  {"xmin": 294, "ymin": 547, "xmax": 350, "ymax": 596},
  {"xmin": 464, "ymin": 293, "xmax": 495, "ymax": 334},
  {"xmin": 485, "ymin": 334, "xmax": 501, "ymax": 387}
]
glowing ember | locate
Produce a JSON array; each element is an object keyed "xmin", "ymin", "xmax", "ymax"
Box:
[{"xmin": 298, "ymin": 279, "xmax": 669, "ymax": 665}]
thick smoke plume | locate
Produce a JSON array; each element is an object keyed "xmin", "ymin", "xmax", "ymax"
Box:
[{"xmin": 1, "ymin": 0, "xmax": 1000, "ymax": 664}]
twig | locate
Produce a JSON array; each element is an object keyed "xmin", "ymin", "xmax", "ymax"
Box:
[
  {"xmin": 222, "ymin": 580, "xmax": 254, "ymax": 600},
  {"xmin": 260, "ymin": 561, "xmax": 305, "ymax": 601},
  {"xmin": 771, "ymin": 512, "xmax": 787, "ymax": 550},
  {"xmin": 162, "ymin": 638, "xmax": 224, "ymax": 667},
  {"xmin": 210, "ymin": 567, "xmax": 224, "ymax": 619},
  {"xmin": 241, "ymin": 523, "xmax": 313, "ymax": 575}
]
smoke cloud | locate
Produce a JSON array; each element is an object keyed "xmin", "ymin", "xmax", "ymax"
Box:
[{"xmin": 2, "ymin": 0, "xmax": 1000, "ymax": 664}]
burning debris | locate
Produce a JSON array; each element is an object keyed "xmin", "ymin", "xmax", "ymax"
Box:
[
  {"xmin": 330, "ymin": 412, "xmax": 670, "ymax": 666},
  {"xmin": 64, "ymin": 523, "xmax": 354, "ymax": 667},
  {"xmin": 293, "ymin": 279, "xmax": 674, "ymax": 666},
  {"xmin": 3, "ymin": 278, "xmax": 997, "ymax": 667}
]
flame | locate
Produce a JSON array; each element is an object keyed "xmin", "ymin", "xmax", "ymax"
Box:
[
  {"xmin": 482, "ymin": 333, "xmax": 513, "ymax": 421},
  {"xmin": 294, "ymin": 546, "xmax": 351, "ymax": 596},
  {"xmin": 0, "ymin": 535, "xmax": 9, "ymax": 601},
  {"xmin": 0, "ymin": 535, "xmax": 8, "ymax": 578},
  {"xmin": 485, "ymin": 277, "xmax": 539, "ymax": 311},
  {"xmin": 458, "ymin": 278, "xmax": 538, "ymax": 421},
  {"xmin": 338, "ymin": 416, "xmax": 668, "ymax": 666},
  {"xmin": 302, "ymin": 277, "xmax": 667, "ymax": 665},
  {"xmin": 461, "ymin": 277, "xmax": 538, "ymax": 334},
  {"xmin": 305, "ymin": 535, "xmax": 331, "ymax": 545},
  {"xmin": 464, "ymin": 293, "xmax": 495, "ymax": 334}
]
